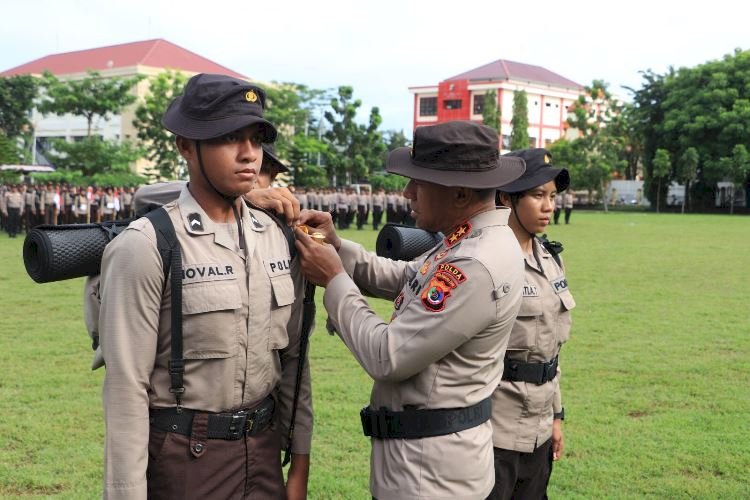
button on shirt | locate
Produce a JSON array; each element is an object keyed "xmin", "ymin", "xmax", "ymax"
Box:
[
  {"xmin": 98, "ymin": 187, "xmax": 312, "ymax": 499},
  {"xmin": 490, "ymin": 238, "xmax": 575, "ymax": 452},
  {"xmin": 324, "ymin": 208, "xmax": 524, "ymax": 500}
]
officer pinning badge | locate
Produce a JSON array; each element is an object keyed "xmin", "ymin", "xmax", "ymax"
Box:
[
  {"xmin": 188, "ymin": 213, "xmax": 204, "ymax": 232},
  {"xmin": 445, "ymin": 221, "xmax": 472, "ymax": 247},
  {"xmin": 245, "ymin": 90, "xmax": 258, "ymax": 102}
]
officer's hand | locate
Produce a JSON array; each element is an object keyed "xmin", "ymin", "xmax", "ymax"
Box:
[
  {"xmin": 294, "ymin": 227, "xmax": 345, "ymax": 286},
  {"xmin": 298, "ymin": 209, "xmax": 341, "ymax": 250},
  {"xmin": 285, "ymin": 453, "xmax": 309, "ymax": 500},
  {"xmin": 552, "ymin": 419, "xmax": 564, "ymax": 460},
  {"xmin": 244, "ymin": 187, "xmax": 300, "ymax": 225}
]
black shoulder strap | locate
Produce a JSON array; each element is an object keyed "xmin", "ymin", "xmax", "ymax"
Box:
[
  {"xmin": 538, "ymin": 233, "xmax": 564, "ymax": 269},
  {"xmin": 145, "ymin": 208, "xmax": 185, "ymax": 410},
  {"xmin": 245, "ymin": 201, "xmax": 296, "ymax": 260}
]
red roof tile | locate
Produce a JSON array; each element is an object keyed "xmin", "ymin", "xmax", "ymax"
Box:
[
  {"xmin": 0, "ymin": 39, "xmax": 248, "ymax": 80},
  {"xmin": 446, "ymin": 59, "xmax": 582, "ymax": 89}
]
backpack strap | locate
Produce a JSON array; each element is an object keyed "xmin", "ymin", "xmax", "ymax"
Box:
[
  {"xmin": 538, "ymin": 233, "xmax": 564, "ymax": 269},
  {"xmin": 144, "ymin": 208, "xmax": 185, "ymax": 411}
]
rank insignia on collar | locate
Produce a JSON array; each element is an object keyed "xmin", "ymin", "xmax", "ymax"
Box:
[
  {"xmin": 250, "ymin": 213, "xmax": 263, "ymax": 229},
  {"xmin": 188, "ymin": 213, "xmax": 204, "ymax": 232},
  {"xmin": 444, "ymin": 221, "xmax": 472, "ymax": 247}
]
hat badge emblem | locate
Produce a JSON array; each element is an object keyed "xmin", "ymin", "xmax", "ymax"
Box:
[
  {"xmin": 245, "ymin": 90, "xmax": 258, "ymax": 103},
  {"xmin": 544, "ymin": 154, "xmax": 551, "ymax": 164}
]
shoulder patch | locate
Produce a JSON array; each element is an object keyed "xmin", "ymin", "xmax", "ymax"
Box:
[
  {"xmin": 420, "ymin": 275, "xmax": 453, "ymax": 312},
  {"xmin": 188, "ymin": 213, "xmax": 204, "ymax": 232},
  {"xmin": 433, "ymin": 249, "xmax": 450, "ymax": 261},
  {"xmin": 419, "ymin": 260, "xmax": 431, "ymax": 275},
  {"xmin": 550, "ymin": 275, "xmax": 569, "ymax": 294},
  {"xmin": 394, "ymin": 291, "xmax": 405, "ymax": 310},
  {"xmin": 435, "ymin": 263, "xmax": 467, "ymax": 286}
]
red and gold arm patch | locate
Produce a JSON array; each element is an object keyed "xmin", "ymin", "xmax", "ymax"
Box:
[{"xmin": 421, "ymin": 276, "xmax": 452, "ymax": 312}]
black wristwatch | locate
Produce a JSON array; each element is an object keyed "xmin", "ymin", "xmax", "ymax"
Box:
[{"xmin": 554, "ymin": 407, "xmax": 565, "ymax": 421}]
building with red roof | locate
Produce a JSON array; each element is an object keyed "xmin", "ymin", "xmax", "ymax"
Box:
[
  {"xmin": 410, "ymin": 59, "xmax": 588, "ymax": 151},
  {"xmin": 1, "ymin": 39, "xmax": 249, "ymax": 174}
]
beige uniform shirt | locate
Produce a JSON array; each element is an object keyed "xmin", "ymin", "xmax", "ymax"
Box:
[
  {"xmin": 371, "ymin": 193, "xmax": 385, "ymax": 208},
  {"xmin": 491, "ymin": 238, "xmax": 575, "ymax": 452},
  {"xmin": 325, "ymin": 208, "xmax": 524, "ymax": 500},
  {"xmin": 99, "ymin": 187, "xmax": 312, "ymax": 499},
  {"xmin": 5, "ymin": 191, "xmax": 23, "ymax": 211}
]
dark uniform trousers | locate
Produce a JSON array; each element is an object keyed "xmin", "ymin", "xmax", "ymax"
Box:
[
  {"xmin": 356, "ymin": 205, "xmax": 368, "ymax": 229},
  {"xmin": 486, "ymin": 438, "xmax": 553, "ymax": 500},
  {"xmin": 372, "ymin": 207, "xmax": 383, "ymax": 230},
  {"xmin": 147, "ymin": 416, "xmax": 285, "ymax": 499},
  {"xmin": 7, "ymin": 208, "xmax": 21, "ymax": 237},
  {"xmin": 553, "ymin": 208, "xmax": 561, "ymax": 225}
]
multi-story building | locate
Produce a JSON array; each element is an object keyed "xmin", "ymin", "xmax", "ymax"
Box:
[
  {"xmin": 1, "ymin": 39, "xmax": 248, "ymax": 174},
  {"xmin": 410, "ymin": 59, "xmax": 589, "ymax": 151}
]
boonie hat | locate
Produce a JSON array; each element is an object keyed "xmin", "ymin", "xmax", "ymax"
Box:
[
  {"xmin": 386, "ymin": 121, "xmax": 525, "ymax": 188},
  {"xmin": 162, "ymin": 73, "xmax": 277, "ymax": 142},
  {"xmin": 498, "ymin": 148, "xmax": 570, "ymax": 193},
  {"xmin": 262, "ymin": 144, "xmax": 289, "ymax": 173}
]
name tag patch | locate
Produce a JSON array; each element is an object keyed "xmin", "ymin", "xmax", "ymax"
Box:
[
  {"xmin": 551, "ymin": 276, "xmax": 568, "ymax": 294},
  {"xmin": 182, "ymin": 263, "xmax": 236, "ymax": 284},
  {"xmin": 264, "ymin": 257, "xmax": 292, "ymax": 277},
  {"xmin": 522, "ymin": 284, "xmax": 539, "ymax": 297}
]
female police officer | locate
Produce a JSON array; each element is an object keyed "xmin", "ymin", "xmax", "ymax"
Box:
[{"xmin": 489, "ymin": 148, "xmax": 575, "ymax": 499}]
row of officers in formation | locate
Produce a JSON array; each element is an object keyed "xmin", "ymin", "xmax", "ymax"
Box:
[
  {"xmin": 0, "ymin": 182, "xmax": 416, "ymax": 238},
  {"xmin": 0, "ymin": 184, "xmax": 137, "ymax": 237}
]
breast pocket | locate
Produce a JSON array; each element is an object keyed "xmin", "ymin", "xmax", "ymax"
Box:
[
  {"xmin": 181, "ymin": 281, "xmax": 242, "ymax": 359},
  {"xmin": 508, "ymin": 296, "xmax": 543, "ymax": 350},
  {"xmin": 268, "ymin": 275, "xmax": 294, "ymax": 351}
]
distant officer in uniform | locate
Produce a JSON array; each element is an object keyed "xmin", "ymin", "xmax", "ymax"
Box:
[
  {"xmin": 120, "ymin": 186, "xmax": 134, "ymax": 219},
  {"xmin": 356, "ymin": 186, "xmax": 369, "ymax": 230},
  {"xmin": 553, "ymin": 191, "xmax": 562, "ymax": 224},
  {"xmin": 490, "ymin": 148, "xmax": 575, "ymax": 500},
  {"xmin": 371, "ymin": 187, "xmax": 385, "ymax": 230},
  {"xmin": 564, "ymin": 190, "xmax": 574, "ymax": 224},
  {"xmin": 4, "ymin": 185, "xmax": 24, "ymax": 238},
  {"xmin": 295, "ymin": 120, "xmax": 526, "ymax": 500},
  {"xmin": 98, "ymin": 73, "xmax": 312, "ymax": 499}
]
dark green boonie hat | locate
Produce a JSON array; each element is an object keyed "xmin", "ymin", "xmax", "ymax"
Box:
[{"xmin": 386, "ymin": 120, "xmax": 525, "ymax": 188}]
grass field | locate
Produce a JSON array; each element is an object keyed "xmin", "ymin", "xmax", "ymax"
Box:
[{"xmin": 1, "ymin": 211, "xmax": 749, "ymax": 499}]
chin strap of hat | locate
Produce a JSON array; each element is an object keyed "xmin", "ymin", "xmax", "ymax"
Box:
[{"xmin": 195, "ymin": 140, "xmax": 245, "ymax": 251}]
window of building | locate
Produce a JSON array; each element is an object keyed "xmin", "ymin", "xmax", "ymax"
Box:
[
  {"xmin": 502, "ymin": 135, "xmax": 511, "ymax": 149},
  {"xmin": 545, "ymin": 102, "xmax": 551, "ymax": 107},
  {"xmin": 444, "ymin": 99, "xmax": 462, "ymax": 110},
  {"xmin": 473, "ymin": 94, "xmax": 485, "ymax": 115},
  {"xmin": 419, "ymin": 97, "xmax": 437, "ymax": 116}
]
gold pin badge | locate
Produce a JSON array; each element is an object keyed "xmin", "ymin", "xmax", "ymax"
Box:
[
  {"xmin": 544, "ymin": 154, "xmax": 551, "ymax": 164},
  {"xmin": 245, "ymin": 90, "xmax": 258, "ymax": 103}
]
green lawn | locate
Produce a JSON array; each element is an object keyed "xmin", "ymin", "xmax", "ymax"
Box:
[{"xmin": 1, "ymin": 211, "xmax": 749, "ymax": 499}]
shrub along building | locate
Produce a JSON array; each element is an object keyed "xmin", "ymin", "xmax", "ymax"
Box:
[
  {"xmin": 409, "ymin": 59, "xmax": 590, "ymax": 152},
  {"xmin": 0, "ymin": 39, "xmax": 248, "ymax": 175}
]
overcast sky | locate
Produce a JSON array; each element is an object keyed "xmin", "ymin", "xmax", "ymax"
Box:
[{"xmin": 2, "ymin": 0, "xmax": 748, "ymax": 134}]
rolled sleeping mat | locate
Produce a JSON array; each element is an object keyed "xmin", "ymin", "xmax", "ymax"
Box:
[
  {"xmin": 23, "ymin": 221, "xmax": 132, "ymax": 283},
  {"xmin": 375, "ymin": 223, "xmax": 443, "ymax": 261}
]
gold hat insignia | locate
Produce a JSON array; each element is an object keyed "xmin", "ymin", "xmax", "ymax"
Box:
[
  {"xmin": 544, "ymin": 154, "xmax": 551, "ymax": 164},
  {"xmin": 245, "ymin": 90, "xmax": 258, "ymax": 103}
]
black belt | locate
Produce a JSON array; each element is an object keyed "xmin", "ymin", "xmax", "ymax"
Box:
[
  {"xmin": 149, "ymin": 396, "xmax": 274, "ymax": 440},
  {"xmin": 361, "ymin": 397, "xmax": 491, "ymax": 439},
  {"xmin": 502, "ymin": 355, "xmax": 558, "ymax": 385}
]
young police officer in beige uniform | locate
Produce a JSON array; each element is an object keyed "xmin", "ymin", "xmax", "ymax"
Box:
[
  {"xmin": 295, "ymin": 121, "xmax": 526, "ymax": 500},
  {"xmin": 490, "ymin": 148, "xmax": 575, "ymax": 499},
  {"xmin": 98, "ymin": 74, "xmax": 312, "ymax": 500}
]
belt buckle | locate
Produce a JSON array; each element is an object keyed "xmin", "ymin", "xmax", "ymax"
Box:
[
  {"xmin": 247, "ymin": 405, "xmax": 270, "ymax": 435},
  {"xmin": 227, "ymin": 411, "xmax": 248, "ymax": 440}
]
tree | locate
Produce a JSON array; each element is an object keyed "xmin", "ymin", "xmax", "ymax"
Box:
[
  {"xmin": 677, "ymin": 147, "xmax": 699, "ymax": 213},
  {"xmin": 38, "ymin": 70, "xmax": 144, "ymax": 137},
  {"xmin": 565, "ymin": 80, "xmax": 627, "ymax": 211},
  {"xmin": 324, "ymin": 86, "xmax": 386, "ymax": 185},
  {"xmin": 0, "ymin": 75, "xmax": 38, "ymax": 138},
  {"xmin": 509, "ymin": 90, "xmax": 529, "ymax": 151},
  {"xmin": 132, "ymin": 70, "xmax": 188, "ymax": 180},
  {"xmin": 652, "ymin": 148, "xmax": 671, "ymax": 213},
  {"xmin": 45, "ymin": 136, "xmax": 142, "ymax": 178},
  {"xmin": 727, "ymin": 144, "xmax": 750, "ymax": 214},
  {"xmin": 482, "ymin": 90, "xmax": 500, "ymax": 133}
]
